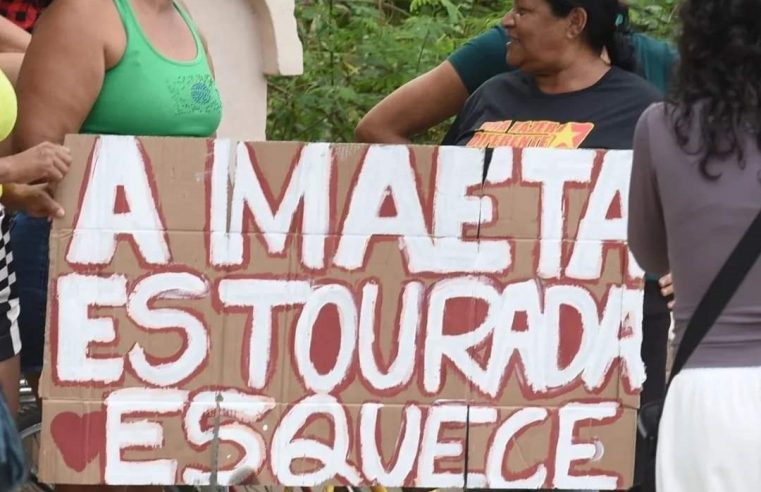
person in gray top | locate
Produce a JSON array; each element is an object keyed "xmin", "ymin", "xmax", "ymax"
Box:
[{"xmin": 627, "ymin": 1, "xmax": 761, "ymax": 490}]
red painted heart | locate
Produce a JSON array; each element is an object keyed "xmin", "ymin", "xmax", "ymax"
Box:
[{"xmin": 50, "ymin": 410, "xmax": 106, "ymax": 473}]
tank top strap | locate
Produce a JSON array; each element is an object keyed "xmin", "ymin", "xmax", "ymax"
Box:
[
  {"xmin": 111, "ymin": 0, "xmax": 206, "ymax": 64},
  {"xmin": 173, "ymin": 1, "xmax": 203, "ymax": 45},
  {"xmin": 172, "ymin": 1, "xmax": 210, "ymax": 66},
  {"xmin": 111, "ymin": 0, "xmax": 145, "ymax": 46}
]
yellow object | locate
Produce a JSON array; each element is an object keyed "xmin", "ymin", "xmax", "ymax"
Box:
[
  {"xmin": 0, "ymin": 69, "xmax": 16, "ymax": 142},
  {"xmin": 0, "ymin": 68, "xmax": 16, "ymax": 198}
]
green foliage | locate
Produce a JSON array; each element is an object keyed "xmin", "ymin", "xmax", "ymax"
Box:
[
  {"xmin": 265, "ymin": 0, "xmax": 676, "ymax": 144},
  {"xmin": 627, "ymin": 0, "xmax": 678, "ymax": 40},
  {"xmin": 266, "ymin": 0, "xmax": 503, "ymax": 143}
]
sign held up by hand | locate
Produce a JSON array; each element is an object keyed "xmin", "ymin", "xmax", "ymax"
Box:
[{"xmin": 39, "ymin": 135, "xmax": 644, "ymax": 489}]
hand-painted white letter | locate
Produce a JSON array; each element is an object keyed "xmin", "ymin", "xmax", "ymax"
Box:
[
  {"xmin": 183, "ymin": 390, "xmax": 275, "ymax": 485},
  {"xmin": 126, "ymin": 272, "xmax": 210, "ymax": 387},
  {"xmin": 360, "ymin": 403, "xmax": 422, "ymax": 486},
  {"xmin": 67, "ymin": 136, "xmax": 170, "ymax": 265},
  {"xmin": 210, "ymin": 141, "xmax": 331, "ymax": 268},
  {"xmin": 105, "ymin": 388, "xmax": 187, "ymax": 485},
  {"xmin": 218, "ymin": 279, "xmax": 311, "ymax": 389},
  {"xmin": 358, "ymin": 281, "xmax": 421, "ymax": 391},
  {"xmin": 522, "ymin": 148, "xmax": 595, "ymax": 278},
  {"xmin": 567, "ymin": 151, "xmax": 632, "ymax": 280},
  {"xmin": 554, "ymin": 402, "xmax": 619, "ymax": 490},
  {"xmin": 294, "ymin": 284, "xmax": 357, "ymax": 393},
  {"xmin": 271, "ymin": 394, "xmax": 362, "ymax": 485},
  {"xmin": 56, "ymin": 274, "xmax": 127, "ymax": 384}
]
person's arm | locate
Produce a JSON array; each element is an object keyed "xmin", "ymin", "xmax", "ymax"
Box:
[
  {"xmin": 13, "ymin": 0, "xmax": 109, "ymax": 150},
  {"xmin": 355, "ymin": 25, "xmax": 511, "ymax": 144},
  {"xmin": 355, "ymin": 61, "xmax": 468, "ymax": 144},
  {"xmin": 628, "ymin": 104, "xmax": 669, "ymax": 276},
  {"xmin": 0, "ymin": 15, "xmax": 30, "ymax": 52}
]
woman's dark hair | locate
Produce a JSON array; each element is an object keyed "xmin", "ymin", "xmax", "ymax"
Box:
[
  {"xmin": 669, "ymin": 0, "xmax": 761, "ymax": 179},
  {"xmin": 546, "ymin": 0, "xmax": 637, "ymax": 72}
]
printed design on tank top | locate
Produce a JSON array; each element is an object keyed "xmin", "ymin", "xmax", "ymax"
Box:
[
  {"xmin": 467, "ymin": 120, "xmax": 595, "ymax": 149},
  {"xmin": 167, "ymin": 73, "xmax": 222, "ymax": 117}
]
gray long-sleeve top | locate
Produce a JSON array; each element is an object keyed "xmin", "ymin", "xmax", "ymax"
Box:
[{"xmin": 629, "ymin": 103, "xmax": 761, "ymax": 369}]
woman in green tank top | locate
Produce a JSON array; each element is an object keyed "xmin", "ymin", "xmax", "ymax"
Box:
[
  {"xmin": 15, "ymin": 0, "xmax": 222, "ymax": 143},
  {"xmin": 10, "ymin": 3, "xmax": 222, "ymax": 490},
  {"xmin": 81, "ymin": 0, "xmax": 222, "ymax": 137}
]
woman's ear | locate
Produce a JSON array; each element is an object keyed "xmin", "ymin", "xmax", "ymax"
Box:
[{"xmin": 566, "ymin": 7, "xmax": 588, "ymax": 39}]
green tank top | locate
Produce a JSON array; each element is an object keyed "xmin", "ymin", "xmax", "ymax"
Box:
[{"xmin": 81, "ymin": 0, "xmax": 222, "ymax": 137}]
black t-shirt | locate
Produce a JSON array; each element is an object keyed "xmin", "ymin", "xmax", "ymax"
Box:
[{"xmin": 443, "ymin": 66, "xmax": 662, "ymax": 150}]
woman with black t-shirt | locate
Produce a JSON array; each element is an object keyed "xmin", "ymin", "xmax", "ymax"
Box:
[
  {"xmin": 443, "ymin": 0, "xmax": 667, "ymax": 489},
  {"xmin": 444, "ymin": 0, "xmax": 661, "ymax": 149}
]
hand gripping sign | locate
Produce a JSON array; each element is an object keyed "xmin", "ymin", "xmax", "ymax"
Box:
[{"xmin": 38, "ymin": 136, "xmax": 645, "ymax": 489}]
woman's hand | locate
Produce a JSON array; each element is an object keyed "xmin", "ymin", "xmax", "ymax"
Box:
[
  {"xmin": 659, "ymin": 273, "xmax": 674, "ymax": 310},
  {"xmin": 355, "ymin": 61, "xmax": 469, "ymax": 144},
  {"xmin": 0, "ymin": 142, "xmax": 71, "ymax": 184},
  {"xmin": 1, "ymin": 183, "xmax": 64, "ymax": 220}
]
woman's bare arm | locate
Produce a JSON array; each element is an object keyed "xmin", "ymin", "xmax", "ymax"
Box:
[
  {"xmin": 13, "ymin": 0, "xmax": 112, "ymax": 150},
  {"xmin": 354, "ymin": 61, "xmax": 469, "ymax": 144}
]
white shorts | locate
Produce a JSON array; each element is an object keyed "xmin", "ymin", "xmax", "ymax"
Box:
[{"xmin": 657, "ymin": 366, "xmax": 761, "ymax": 492}]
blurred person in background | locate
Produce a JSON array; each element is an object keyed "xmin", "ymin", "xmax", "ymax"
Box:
[{"xmin": 629, "ymin": 0, "xmax": 761, "ymax": 490}]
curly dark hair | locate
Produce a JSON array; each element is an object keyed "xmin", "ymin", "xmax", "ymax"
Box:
[{"xmin": 669, "ymin": 0, "xmax": 761, "ymax": 179}]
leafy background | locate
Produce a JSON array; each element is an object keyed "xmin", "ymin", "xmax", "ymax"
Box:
[{"xmin": 266, "ymin": 0, "xmax": 678, "ymax": 144}]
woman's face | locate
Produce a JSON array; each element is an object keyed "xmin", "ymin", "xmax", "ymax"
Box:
[{"xmin": 503, "ymin": 0, "xmax": 579, "ymax": 74}]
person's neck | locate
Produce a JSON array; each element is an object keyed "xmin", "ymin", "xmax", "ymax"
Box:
[
  {"xmin": 532, "ymin": 51, "xmax": 611, "ymax": 95},
  {"xmin": 136, "ymin": 0, "xmax": 175, "ymax": 13}
]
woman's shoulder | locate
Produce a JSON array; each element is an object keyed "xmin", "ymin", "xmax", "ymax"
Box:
[
  {"xmin": 39, "ymin": 0, "xmax": 115, "ymax": 21},
  {"xmin": 448, "ymin": 25, "xmax": 511, "ymax": 94},
  {"xmin": 450, "ymin": 24, "xmax": 508, "ymax": 59},
  {"xmin": 33, "ymin": 0, "xmax": 120, "ymax": 38},
  {"xmin": 448, "ymin": 70, "xmax": 530, "ymax": 137},
  {"xmin": 476, "ymin": 70, "xmax": 532, "ymax": 94},
  {"xmin": 634, "ymin": 103, "xmax": 685, "ymax": 158},
  {"xmin": 636, "ymin": 102, "xmax": 670, "ymax": 135},
  {"xmin": 638, "ymin": 101, "xmax": 668, "ymax": 119},
  {"xmin": 604, "ymin": 67, "xmax": 663, "ymax": 102},
  {"xmin": 459, "ymin": 70, "xmax": 533, "ymax": 113}
]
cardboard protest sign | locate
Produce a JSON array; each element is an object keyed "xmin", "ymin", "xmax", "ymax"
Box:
[{"xmin": 38, "ymin": 135, "xmax": 645, "ymax": 489}]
